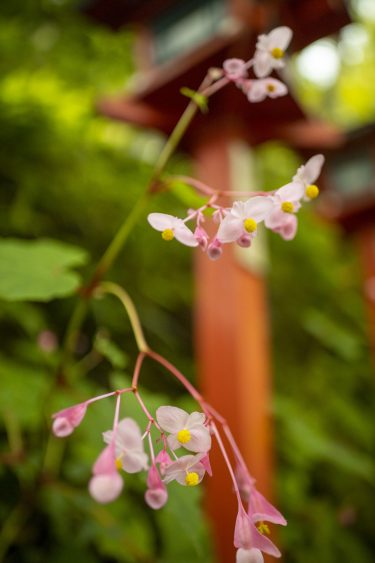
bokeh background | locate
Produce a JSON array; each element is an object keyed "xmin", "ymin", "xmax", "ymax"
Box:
[{"xmin": 0, "ymin": 0, "xmax": 374, "ymax": 562}]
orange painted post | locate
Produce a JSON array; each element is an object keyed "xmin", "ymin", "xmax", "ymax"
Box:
[{"xmin": 193, "ymin": 122, "xmax": 274, "ymax": 562}]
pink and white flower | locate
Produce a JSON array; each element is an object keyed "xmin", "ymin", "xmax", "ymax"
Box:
[
  {"xmin": 52, "ymin": 402, "xmax": 87, "ymax": 437},
  {"xmin": 254, "ymin": 26, "xmax": 293, "ymax": 78},
  {"xmin": 293, "ymin": 154, "xmax": 325, "ymax": 200},
  {"xmin": 147, "ymin": 213, "xmax": 198, "ymax": 247},
  {"xmin": 217, "ymin": 197, "xmax": 273, "ymax": 244},
  {"xmin": 163, "ymin": 453, "xmax": 207, "ymax": 486},
  {"xmin": 156, "ymin": 406, "xmax": 211, "ymax": 453},
  {"xmin": 223, "ymin": 58, "xmax": 248, "ymax": 81},
  {"xmin": 246, "ymin": 78, "xmax": 288, "ymax": 103},
  {"xmin": 88, "ymin": 443, "xmax": 124, "ymax": 504},
  {"xmin": 103, "ymin": 417, "xmax": 148, "ymax": 473},
  {"xmin": 207, "ymin": 238, "xmax": 223, "ymax": 260}
]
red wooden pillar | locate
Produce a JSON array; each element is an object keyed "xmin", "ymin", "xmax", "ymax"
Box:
[
  {"xmin": 358, "ymin": 226, "xmax": 375, "ymax": 364},
  {"xmin": 193, "ymin": 121, "xmax": 274, "ymax": 562}
]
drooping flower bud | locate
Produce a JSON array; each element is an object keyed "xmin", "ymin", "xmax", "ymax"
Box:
[{"xmin": 52, "ymin": 402, "xmax": 87, "ymax": 437}]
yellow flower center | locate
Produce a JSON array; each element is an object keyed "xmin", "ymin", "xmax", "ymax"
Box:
[
  {"xmin": 305, "ymin": 184, "xmax": 319, "ymax": 199},
  {"xmin": 115, "ymin": 457, "xmax": 123, "ymax": 470},
  {"xmin": 243, "ymin": 218, "xmax": 257, "ymax": 233},
  {"xmin": 267, "ymin": 83, "xmax": 275, "ymax": 93},
  {"xmin": 281, "ymin": 201, "xmax": 294, "ymax": 213},
  {"xmin": 162, "ymin": 228, "xmax": 174, "ymax": 241},
  {"xmin": 256, "ymin": 521, "xmax": 270, "ymax": 535},
  {"xmin": 185, "ymin": 471, "xmax": 199, "ymax": 486},
  {"xmin": 271, "ymin": 47, "xmax": 284, "ymax": 59},
  {"xmin": 177, "ymin": 428, "xmax": 191, "ymax": 444}
]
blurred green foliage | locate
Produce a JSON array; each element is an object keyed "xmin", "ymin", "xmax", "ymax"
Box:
[{"xmin": 0, "ymin": 1, "xmax": 374, "ymax": 562}]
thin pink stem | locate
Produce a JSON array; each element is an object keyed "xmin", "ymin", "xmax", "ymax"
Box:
[
  {"xmin": 86, "ymin": 387, "xmax": 132, "ymax": 406},
  {"xmin": 148, "ymin": 432, "xmax": 155, "ymax": 464},
  {"xmin": 211, "ymin": 422, "xmax": 242, "ymax": 505},
  {"xmin": 146, "ymin": 350, "xmax": 203, "ymax": 404},
  {"xmin": 132, "ymin": 351, "xmax": 146, "ymax": 388},
  {"xmin": 173, "ymin": 175, "xmax": 274, "ymax": 199},
  {"xmin": 141, "ymin": 421, "xmax": 152, "ymax": 440},
  {"xmin": 222, "ymin": 423, "xmax": 251, "ymax": 478},
  {"xmin": 134, "ymin": 390, "xmax": 163, "ymax": 436},
  {"xmin": 112, "ymin": 393, "xmax": 121, "ymax": 433}
]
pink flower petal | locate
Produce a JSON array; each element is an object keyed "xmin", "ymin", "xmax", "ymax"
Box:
[
  {"xmin": 251, "ymin": 524, "xmax": 281, "ymax": 558},
  {"xmin": 52, "ymin": 402, "xmax": 87, "ymax": 437},
  {"xmin": 234, "ymin": 506, "xmax": 253, "ymax": 550},
  {"xmin": 249, "ymin": 489, "xmax": 287, "ymax": 526},
  {"xmin": 52, "ymin": 417, "xmax": 74, "ymax": 437},
  {"xmin": 200, "ymin": 453, "xmax": 213, "ymax": 476},
  {"xmin": 156, "ymin": 406, "xmax": 189, "ymax": 433},
  {"xmin": 93, "ymin": 444, "xmax": 116, "ymax": 475},
  {"xmin": 88, "ymin": 472, "xmax": 123, "ymax": 504},
  {"xmin": 223, "ymin": 58, "xmax": 247, "ymax": 81},
  {"xmin": 147, "ymin": 464, "xmax": 163, "ymax": 489}
]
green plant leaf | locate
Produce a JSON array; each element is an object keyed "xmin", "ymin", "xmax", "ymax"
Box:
[{"xmin": 0, "ymin": 238, "xmax": 88, "ymax": 302}]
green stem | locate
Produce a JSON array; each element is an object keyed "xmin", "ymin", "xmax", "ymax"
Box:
[
  {"xmin": 60, "ymin": 72, "xmax": 213, "ymax": 368},
  {"xmin": 98, "ymin": 282, "xmax": 149, "ymax": 353}
]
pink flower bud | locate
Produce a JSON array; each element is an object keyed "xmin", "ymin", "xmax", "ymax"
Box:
[
  {"xmin": 207, "ymin": 239, "xmax": 223, "ymax": 261},
  {"xmin": 52, "ymin": 402, "xmax": 87, "ymax": 437},
  {"xmin": 236, "ymin": 234, "xmax": 252, "ymax": 248},
  {"xmin": 194, "ymin": 226, "xmax": 209, "ymax": 251},
  {"xmin": 236, "ymin": 548, "xmax": 264, "ymax": 563},
  {"xmin": 223, "ymin": 58, "xmax": 247, "ymax": 81},
  {"xmin": 234, "ymin": 506, "xmax": 253, "ymax": 550},
  {"xmin": 88, "ymin": 473, "xmax": 123, "ymax": 504},
  {"xmin": 155, "ymin": 450, "xmax": 172, "ymax": 476},
  {"xmin": 93, "ymin": 444, "xmax": 116, "ymax": 475},
  {"xmin": 145, "ymin": 487, "xmax": 168, "ymax": 510}
]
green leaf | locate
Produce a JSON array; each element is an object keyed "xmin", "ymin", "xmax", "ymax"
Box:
[{"xmin": 0, "ymin": 238, "xmax": 89, "ymax": 302}]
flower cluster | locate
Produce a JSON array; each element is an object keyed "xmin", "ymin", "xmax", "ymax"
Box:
[
  {"xmin": 148, "ymin": 154, "xmax": 324, "ymax": 260},
  {"xmin": 52, "ymin": 351, "xmax": 286, "ymax": 562},
  {"xmin": 222, "ymin": 26, "xmax": 292, "ymax": 103}
]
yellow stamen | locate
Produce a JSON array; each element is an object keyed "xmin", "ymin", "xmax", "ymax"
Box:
[
  {"xmin": 162, "ymin": 228, "xmax": 174, "ymax": 241},
  {"xmin": 257, "ymin": 521, "xmax": 270, "ymax": 535},
  {"xmin": 185, "ymin": 472, "xmax": 199, "ymax": 486},
  {"xmin": 271, "ymin": 47, "xmax": 284, "ymax": 59},
  {"xmin": 243, "ymin": 218, "xmax": 257, "ymax": 233},
  {"xmin": 281, "ymin": 201, "xmax": 294, "ymax": 213},
  {"xmin": 267, "ymin": 83, "xmax": 275, "ymax": 93},
  {"xmin": 177, "ymin": 428, "xmax": 191, "ymax": 444},
  {"xmin": 305, "ymin": 184, "xmax": 319, "ymax": 199},
  {"xmin": 115, "ymin": 457, "xmax": 123, "ymax": 470}
]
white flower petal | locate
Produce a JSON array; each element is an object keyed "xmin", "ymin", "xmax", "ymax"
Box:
[
  {"xmin": 156, "ymin": 406, "xmax": 189, "ymax": 433},
  {"xmin": 186, "ymin": 411, "xmax": 206, "ymax": 428},
  {"xmin": 276, "ymin": 181, "xmax": 304, "ymax": 202},
  {"xmin": 167, "ymin": 434, "xmax": 181, "ymax": 451},
  {"xmin": 264, "ymin": 208, "xmax": 284, "ymax": 229},
  {"xmin": 266, "ymin": 79, "xmax": 288, "ymax": 98},
  {"xmin": 121, "ymin": 450, "xmax": 149, "ymax": 473},
  {"xmin": 185, "ymin": 426, "xmax": 212, "ymax": 453},
  {"xmin": 147, "ymin": 212, "xmax": 174, "ymax": 231},
  {"xmin": 247, "ymin": 80, "xmax": 267, "ymax": 102},
  {"xmin": 244, "ymin": 196, "xmax": 274, "ymax": 221},
  {"xmin": 253, "ymin": 52, "xmax": 272, "ymax": 78},
  {"xmin": 217, "ymin": 215, "xmax": 243, "ymax": 243},
  {"xmin": 268, "ymin": 26, "xmax": 292, "ymax": 50},
  {"xmin": 174, "ymin": 224, "xmax": 199, "ymax": 247},
  {"xmin": 301, "ymin": 154, "xmax": 325, "ymax": 184},
  {"xmin": 174, "ymin": 462, "xmax": 206, "ymax": 486}
]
